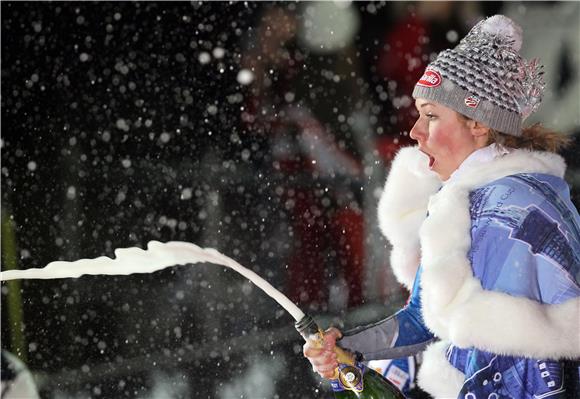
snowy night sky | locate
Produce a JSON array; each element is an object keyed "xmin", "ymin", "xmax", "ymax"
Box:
[{"xmin": 1, "ymin": 2, "xmax": 578, "ymax": 398}]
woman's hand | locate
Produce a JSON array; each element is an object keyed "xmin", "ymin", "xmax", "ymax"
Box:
[{"xmin": 302, "ymin": 327, "xmax": 343, "ymax": 379}]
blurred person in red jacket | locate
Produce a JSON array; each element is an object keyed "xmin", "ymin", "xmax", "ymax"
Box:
[
  {"xmin": 240, "ymin": 4, "xmax": 367, "ymax": 311},
  {"xmin": 374, "ymin": 2, "xmax": 481, "ymax": 163}
]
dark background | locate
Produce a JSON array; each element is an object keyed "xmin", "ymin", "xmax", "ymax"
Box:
[{"xmin": 2, "ymin": 2, "xmax": 577, "ymax": 398}]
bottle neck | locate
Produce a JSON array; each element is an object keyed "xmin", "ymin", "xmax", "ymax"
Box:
[{"xmin": 295, "ymin": 314, "xmax": 321, "ymax": 341}]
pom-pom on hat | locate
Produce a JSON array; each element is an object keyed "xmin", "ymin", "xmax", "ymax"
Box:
[{"xmin": 412, "ymin": 15, "xmax": 545, "ymax": 136}]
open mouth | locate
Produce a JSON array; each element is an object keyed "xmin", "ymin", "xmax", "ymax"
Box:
[{"xmin": 420, "ymin": 149, "xmax": 435, "ymax": 169}]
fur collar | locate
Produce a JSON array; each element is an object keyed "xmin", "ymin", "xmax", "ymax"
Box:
[
  {"xmin": 377, "ymin": 147, "xmax": 441, "ymax": 289},
  {"xmin": 378, "ymin": 146, "xmax": 579, "ymax": 361}
]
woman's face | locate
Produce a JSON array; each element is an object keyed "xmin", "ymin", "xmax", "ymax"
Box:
[{"xmin": 410, "ymin": 98, "xmax": 485, "ymax": 181}]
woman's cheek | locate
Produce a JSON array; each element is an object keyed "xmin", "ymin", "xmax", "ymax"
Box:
[{"xmin": 430, "ymin": 126, "xmax": 454, "ymax": 153}]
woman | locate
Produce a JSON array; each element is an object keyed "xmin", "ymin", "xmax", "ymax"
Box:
[{"xmin": 303, "ymin": 15, "xmax": 580, "ymax": 398}]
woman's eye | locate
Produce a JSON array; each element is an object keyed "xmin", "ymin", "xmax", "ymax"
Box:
[{"xmin": 426, "ymin": 114, "xmax": 436, "ymax": 120}]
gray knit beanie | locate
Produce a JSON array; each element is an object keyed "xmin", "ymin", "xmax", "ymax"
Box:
[{"xmin": 412, "ymin": 15, "xmax": 545, "ymax": 136}]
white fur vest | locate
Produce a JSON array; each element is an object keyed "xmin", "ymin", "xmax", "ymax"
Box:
[{"xmin": 377, "ymin": 146, "xmax": 580, "ymax": 397}]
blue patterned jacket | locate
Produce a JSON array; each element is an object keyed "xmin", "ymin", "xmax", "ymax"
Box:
[{"xmin": 340, "ymin": 147, "xmax": 580, "ymax": 398}]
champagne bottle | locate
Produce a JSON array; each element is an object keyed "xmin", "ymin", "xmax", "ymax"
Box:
[{"xmin": 295, "ymin": 314, "xmax": 406, "ymax": 399}]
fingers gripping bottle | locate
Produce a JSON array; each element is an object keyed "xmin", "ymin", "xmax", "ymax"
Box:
[{"xmin": 295, "ymin": 314, "xmax": 406, "ymax": 399}]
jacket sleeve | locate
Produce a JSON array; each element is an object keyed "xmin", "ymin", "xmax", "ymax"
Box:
[{"xmin": 338, "ymin": 266, "xmax": 435, "ymax": 361}]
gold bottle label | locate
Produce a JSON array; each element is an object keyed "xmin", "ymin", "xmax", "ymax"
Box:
[{"xmin": 330, "ymin": 362, "xmax": 365, "ymax": 392}]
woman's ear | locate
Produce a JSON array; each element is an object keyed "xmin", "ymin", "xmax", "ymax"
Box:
[{"xmin": 466, "ymin": 119, "xmax": 490, "ymax": 139}]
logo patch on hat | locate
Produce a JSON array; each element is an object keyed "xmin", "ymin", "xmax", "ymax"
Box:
[
  {"xmin": 417, "ymin": 69, "xmax": 442, "ymax": 88},
  {"xmin": 464, "ymin": 96, "xmax": 480, "ymax": 108}
]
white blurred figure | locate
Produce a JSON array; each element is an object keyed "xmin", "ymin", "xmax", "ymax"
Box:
[{"xmin": 1, "ymin": 350, "xmax": 40, "ymax": 399}]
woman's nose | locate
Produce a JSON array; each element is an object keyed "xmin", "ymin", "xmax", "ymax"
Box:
[{"xmin": 409, "ymin": 119, "xmax": 424, "ymax": 142}]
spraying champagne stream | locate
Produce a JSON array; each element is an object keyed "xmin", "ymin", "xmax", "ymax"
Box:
[
  {"xmin": 0, "ymin": 241, "xmax": 305, "ymax": 320},
  {"xmin": 1, "ymin": 241, "xmax": 404, "ymax": 398}
]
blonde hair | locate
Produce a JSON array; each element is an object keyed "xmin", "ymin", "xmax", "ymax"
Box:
[{"xmin": 487, "ymin": 124, "xmax": 571, "ymax": 153}]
